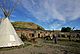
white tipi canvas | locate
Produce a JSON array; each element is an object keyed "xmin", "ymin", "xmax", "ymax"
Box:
[{"xmin": 0, "ymin": 18, "xmax": 24, "ymax": 47}]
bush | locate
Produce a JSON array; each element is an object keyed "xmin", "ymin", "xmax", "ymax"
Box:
[
  {"xmin": 44, "ymin": 36, "xmax": 51, "ymax": 40},
  {"xmin": 20, "ymin": 34, "xmax": 27, "ymax": 41}
]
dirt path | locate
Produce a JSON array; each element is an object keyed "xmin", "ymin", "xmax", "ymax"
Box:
[
  {"xmin": 0, "ymin": 44, "xmax": 65, "ymax": 54},
  {"xmin": 0, "ymin": 38, "xmax": 79, "ymax": 54}
]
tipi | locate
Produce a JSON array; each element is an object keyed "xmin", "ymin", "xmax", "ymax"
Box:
[{"xmin": 0, "ymin": 0, "xmax": 24, "ymax": 47}]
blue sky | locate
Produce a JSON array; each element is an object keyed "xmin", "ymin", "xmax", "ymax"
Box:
[{"xmin": 0, "ymin": 0, "xmax": 80, "ymax": 30}]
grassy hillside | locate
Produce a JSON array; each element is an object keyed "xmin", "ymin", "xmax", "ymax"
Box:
[{"xmin": 11, "ymin": 22, "xmax": 44, "ymax": 30}]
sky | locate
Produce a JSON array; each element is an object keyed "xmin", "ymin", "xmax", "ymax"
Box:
[{"xmin": 0, "ymin": 0, "xmax": 80, "ymax": 30}]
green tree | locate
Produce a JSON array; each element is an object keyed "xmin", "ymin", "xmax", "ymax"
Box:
[
  {"xmin": 61, "ymin": 27, "xmax": 66, "ymax": 32},
  {"xmin": 61, "ymin": 27, "xmax": 72, "ymax": 32},
  {"xmin": 66, "ymin": 27, "xmax": 71, "ymax": 32}
]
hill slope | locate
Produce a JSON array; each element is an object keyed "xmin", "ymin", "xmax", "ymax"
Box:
[{"xmin": 11, "ymin": 22, "xmax": 44, "ymax": 30}]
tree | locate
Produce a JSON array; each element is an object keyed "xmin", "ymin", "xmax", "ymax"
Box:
[
  {"xmin": 61, "ymin": 27, "xmax": 72, "ymax": 32},
  {"xmin": 66, "ymin": 27, "xmax": 71, "ymax": 32},
  {"xmin": 61, "ymin": 27, "xmax": 66, "ymax": 32}
]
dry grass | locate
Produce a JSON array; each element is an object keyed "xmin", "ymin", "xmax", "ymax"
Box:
[{"xmin": 0, "ymin": 38, "xmax": 80, "ymax": 54}]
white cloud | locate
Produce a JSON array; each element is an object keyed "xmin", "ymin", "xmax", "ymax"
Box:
[
  {"xmin": 54, "ymin": 0, "xmax": 80, "ymax": 21},
  {"xmin": 19, "ymin": 0, "xmax": 80, "ymax": 30},
  {"xmin": 11, "ymin": 15, "xmax": 16, "ymax": 18},
  {"xmin": 50, "ymin": 22, "xmax": 62, "ymax": 30},
  {"xmin": 21, "ymin": 0, "xmax": 80, "ymax": 22},
  {"xmin": 10, "ymin": 20, "xmax": 15, "ymax": 22},
  {"xmin": 20, "ymin": 0, "xmax": 66, "ymax": 22}
]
